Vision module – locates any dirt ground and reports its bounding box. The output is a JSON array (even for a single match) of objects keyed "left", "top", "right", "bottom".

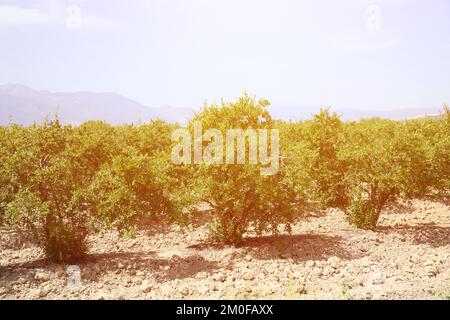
[{"left": 1, "top": 198, "right": 449, "bottom": 300}]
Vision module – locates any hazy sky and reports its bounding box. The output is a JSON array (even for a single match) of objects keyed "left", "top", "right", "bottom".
[{"left": 0, "top": 0, "right": 449, "bottom": 110}]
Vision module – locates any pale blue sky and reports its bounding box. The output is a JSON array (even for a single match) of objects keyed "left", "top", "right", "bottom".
[{"left": 0, "top": 0, "right": 449, "bottom": 110}]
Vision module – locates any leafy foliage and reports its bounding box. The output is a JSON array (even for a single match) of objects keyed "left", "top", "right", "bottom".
[
  {"left": 0, "top": 118, "right": 188, "bottom": 262},
  {"left": 279, "top": 109, "right": 348, "bottom": 210},
  {"left": 0, "top": 97, "right": 448, "bottom": 260},
  {"left": 280, "top": 108, "right": 449, "bottom": 230},
  {"left": 188, "top": 94, "right": 299, "bottom": 244},
  {"left": 84, "top": 149, "right": 180, "bottom": 234},
  {"left": 2, "top": 118, "right": 90, "bottom": 262}
]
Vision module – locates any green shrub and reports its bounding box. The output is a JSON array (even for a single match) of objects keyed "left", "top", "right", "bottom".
[
  {"left": 1, "top": 116, "right": 193, "bottom": 261},
  {"left": 84, "top": 149, "right": 182, "bottom": 234},
  {"left": 278, "top": 110, "right": 348, "bottom": 210},
  {"left": 3, "top": 119, "right": 92, "bottom": 262},
  {"left": 116, "top": 120, "right": 177, "bottom": 156},
  {"left": 186, "top": 94, "right": 299, "bottom": 244},
  {"left": 6, "top": 188, "right": 89, "bottom": 262},
  {"left": 417, "top": 106, "right": 450, "bottom": 192},
  {"left": 1, "top": 98, "right": 448, "bottom": 255},
  {"left": 0, "top": 126, "right": 7, "bottom": 225},
  {"left": 306, "top": 109, "right": 348, "bottom": 209},
  {"left": 2, "top": 119, "right": 123, "bottom": 262},
  {"left": 345, "top": 188, "right": 392, "bottom": 230},
  {"left": 339, "top": 118, "right": 432, "bottom": 229}
]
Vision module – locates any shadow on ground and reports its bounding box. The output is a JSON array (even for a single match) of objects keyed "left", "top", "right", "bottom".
[
  {"left": 379, "top": 223, "right": 450, "bottom": 248},
  {"left": 190, "top": 233, "right": 366, "bottom": 263},
  {"left": 0, "top": 250, "right": 221, "bottom": 284},
  {"left": 87, "top": 251, "right": 220, "bottom": 282},
  {"left": 240, "top": 234, "right": 365, "bottom": 262}
]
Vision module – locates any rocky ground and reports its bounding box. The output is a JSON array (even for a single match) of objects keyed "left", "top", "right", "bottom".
[{"left": 1, "top": 198, "right": 449, "bottom": 300}]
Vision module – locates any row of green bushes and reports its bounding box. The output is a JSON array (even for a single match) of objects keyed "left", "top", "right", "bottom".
[
  {"left": 0, "top": 94, "right": 448, "bottom": 262},
  {"left": 280, "top": 107, "right": 449, "bottom": 229}
]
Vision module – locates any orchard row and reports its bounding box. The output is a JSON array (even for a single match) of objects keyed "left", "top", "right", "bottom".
[{"left": 0, "top": 94, "right": 448, "bottom": 262}]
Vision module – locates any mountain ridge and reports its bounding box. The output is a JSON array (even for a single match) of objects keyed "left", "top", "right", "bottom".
[
  {"left": 0, "top": 84, "right": 194, "bottom": 125},
  {"left": 0, "top": 84, "right": 442, "bottom": 125}
]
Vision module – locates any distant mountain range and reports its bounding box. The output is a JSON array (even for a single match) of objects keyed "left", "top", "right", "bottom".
[
  {"left": 0, "top": 84, "right": 194, "bottom": 126},
  {"left": 268, "top": 105, "right": 442, "bottom": 122},
  {"left": 0, "top": 84, "right": 442, "bottom": 126}
]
